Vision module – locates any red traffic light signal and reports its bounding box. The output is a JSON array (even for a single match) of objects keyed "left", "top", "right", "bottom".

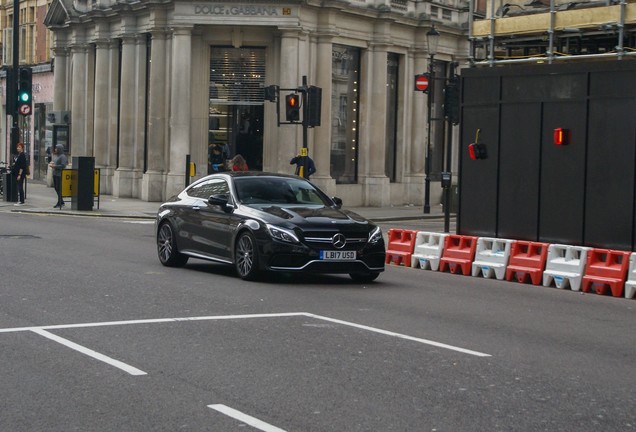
[{"left": 285, "top": 93, "right": 300, "bottom": 122}]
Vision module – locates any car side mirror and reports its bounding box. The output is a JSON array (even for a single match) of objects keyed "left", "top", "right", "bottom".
[
  {"left": 332, "top": 196, "right": 343, "bottom": 208},
  {"left": 208, "top": 194, "right": 233, "bottom": 212}
]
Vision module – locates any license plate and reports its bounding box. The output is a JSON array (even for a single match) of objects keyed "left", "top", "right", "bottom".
[{"left": 320, "top": 250, "right": 356, "bottom": 260}]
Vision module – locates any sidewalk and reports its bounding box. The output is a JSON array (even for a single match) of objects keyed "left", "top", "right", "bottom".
[{"left": 1, "top": 180, "right": 448, "bottom": 223}]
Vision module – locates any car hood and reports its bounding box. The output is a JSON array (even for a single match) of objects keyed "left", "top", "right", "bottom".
[{"left": 245, "top": 205, "right": 372, "bottom": 228}]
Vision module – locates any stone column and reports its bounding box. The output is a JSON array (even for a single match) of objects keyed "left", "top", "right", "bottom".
[
  {"left": 70, "top": 44, "right": 88, "bottom": 156},
  {"left": 132, "top": 35, "right": 148, "bottom": 198},
  {"left": 407, "top": 49, "right": 427, "bottom": 204},
  {"left": 360, "top": 42, "right": 390, "bottom": 206},
  {"left": 311, "top": 35, "right": 336, "bottom": 194},
  {"left": 52, "top": 48, "right": 68, "bottom": 111},
  {"left": 93, "top": 41, "right": 109, "bottom": 170},
  {"left": 165, "top": 27, "right": 192, "bottom": 198},
  {"left": 276, "top": 30, "right": 301, "bottom": 174},
  {"left": 101, "top": 40, "right": 120, "bottom": 195},
  {"left": 142, "top": 30, "right": 168, "bottom": 201},
  {"left": 113, "top": 34, "right": 136, "bottom": 197}
]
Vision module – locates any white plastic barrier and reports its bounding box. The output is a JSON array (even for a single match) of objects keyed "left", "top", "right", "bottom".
[
  {"left": 471, "top": 237, "right": 513, "bottom": 280},
  {"left": 411, "top": 232, "right": 448, "bottom": 271},
  {"left": 542, "top": 244, "right": 590, "bottom": 291},
  {"left": 624, "top": 253, "right": 636, "bottom": 299}
]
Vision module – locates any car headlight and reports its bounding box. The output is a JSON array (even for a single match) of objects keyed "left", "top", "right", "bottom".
[
  {"left": 266, "top": 224, "right": 300, "bottom": 243},
  {"left": 368, "top": 226, "right": 383, "bottom": 245}
]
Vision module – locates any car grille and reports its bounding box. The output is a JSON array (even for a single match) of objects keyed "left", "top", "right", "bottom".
[{"left": 302, "top": 232, "right": 367, "bottom": 251}]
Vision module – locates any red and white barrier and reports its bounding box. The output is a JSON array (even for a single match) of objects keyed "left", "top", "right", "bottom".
[
  {"left": 411, "top": 232, "right": 448, "bottom": 271},
  {"left": 385, "top": 229, "right": 418, "bottom": 267},
  {"left": 439, "top": 235, "right": 478, "bottom": 276},
  {"left": 471, "top": 237, "right": 513, "bottom": 280},
  {"left": 581, "top": 248, "right": 630, "bottom": 297},
  {"left": 504, "top": 241, "right": 549, "bottom": 285},
  {"left": 624, "top": 253, "right": 636, "bottom": 299},
  {"left": 542, "top": 244, "right": 590, "bottom": 291}
]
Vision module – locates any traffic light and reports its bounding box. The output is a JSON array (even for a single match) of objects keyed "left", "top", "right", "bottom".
[
  {"left": 444, "top": 76, "right": 460, "bottom": 125},
  {"left": 305, "top": 86, "right": 322, "bottom": 127},
  {"left": 285, "top": 93, "right": 300, "bottom": 122},
  {"left": 17, "top": 67, "right": 33, "bottom": 116}
]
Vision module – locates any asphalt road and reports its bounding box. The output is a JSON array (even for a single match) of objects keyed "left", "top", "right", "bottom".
[{"left": 0, "top": 212, "right": 634, "bottom": 431}]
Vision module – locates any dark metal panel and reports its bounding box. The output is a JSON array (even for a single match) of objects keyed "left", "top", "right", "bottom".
[
  {"left": 539, "top": 101, "right": 587, "bottom": 245},
  {"left": 589, "top": 70, "right": 636, "bottom": 98},
  {"left": 462, "top": 76, "right": 500, "bottom": 105},
  {"left": 502, "top": 73, "right": 587, "bottom": 102},
  {"left": 497, "top": 103, "right": 541, "bottom": 240},
  {"left": 458, "top": 105, "right": 499, "bottom": 237},
  {"left": 585, "top": 98, "right": 636, "bottom": 250}
]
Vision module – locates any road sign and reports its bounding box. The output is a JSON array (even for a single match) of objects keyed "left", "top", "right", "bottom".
[
  {"left": 19, "top": 104, "right": 31, "bottom": 115},
  {"left": 415, "top": 74, "right": 430, "bottom": 92}
]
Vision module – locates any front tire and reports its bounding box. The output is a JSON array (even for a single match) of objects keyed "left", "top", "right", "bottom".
[
  {"left": 349, "top": 272, "right": 380, "bottom": 283},
  {"left": 157, "top": 222, "right": 189, "bottom": 267},
  {"left": 235, "top": 231, "right": 260, "bottom": 280}
]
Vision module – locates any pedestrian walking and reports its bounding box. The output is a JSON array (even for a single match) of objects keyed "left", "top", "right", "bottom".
[
  {"left": 290, "top": 154, "right": 316, "bottom": 179},
  {"left": 11, "top": 142, "right": 27, "bottom": 205},
  {"left": 49, "top": 144, "right": 68, "bottom": 208}
]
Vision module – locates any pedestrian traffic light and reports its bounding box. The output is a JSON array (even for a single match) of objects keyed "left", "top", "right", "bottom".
[
  {"left": 305, "top": 86, "right": 322, "bottom": 127},
  {"left": 444, "top": 76, "right": 460, "bottom": 125},
  {"left": 17, "top": 67, "right": 33, "bottom": 116},
  {"left": 285, "top": 93, "right": 300, "bottom": 122}
]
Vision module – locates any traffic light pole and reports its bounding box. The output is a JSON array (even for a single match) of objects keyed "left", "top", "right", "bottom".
[{"left": 10, "top": 0, "right": 20, "bottom": 155}]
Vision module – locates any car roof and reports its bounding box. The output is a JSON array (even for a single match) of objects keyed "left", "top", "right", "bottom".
[{"left": 206, "top": 171, "right": 304, "bottom": 180}]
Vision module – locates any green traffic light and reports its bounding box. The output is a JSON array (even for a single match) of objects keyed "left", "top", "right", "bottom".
[{"left": 18, "top": 91, "right": 30, "bottom": 103}]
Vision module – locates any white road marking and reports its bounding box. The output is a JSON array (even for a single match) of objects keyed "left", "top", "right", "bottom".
[
  {"left": 31, "top": 328, "right": 147, "bottom": 376},
  {"left": 305, "top": 313, "right": 491, "bottom": 357},
  {"left": 208, "top": 404, "right": 287, "bottom": 432},
  {"left": 1, "top": 311, "right": 490, "bottom": 358}
]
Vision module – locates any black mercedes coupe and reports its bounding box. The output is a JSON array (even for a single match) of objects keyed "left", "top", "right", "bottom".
[{"left": 156, "top": 172, "right": 385, "bottom": 282}]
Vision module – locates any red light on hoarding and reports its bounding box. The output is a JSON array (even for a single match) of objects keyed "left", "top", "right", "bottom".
[{"left": 553, "top": 128, "right": 569, "bottom": 145}]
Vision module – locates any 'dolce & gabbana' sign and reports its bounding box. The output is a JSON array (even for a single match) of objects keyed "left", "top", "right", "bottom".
[{"left": 194, "top": 5, "right": 292, "bottom": 16}]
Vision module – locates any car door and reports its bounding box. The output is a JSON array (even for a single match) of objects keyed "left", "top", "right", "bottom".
[{"left": 186, "top": 177, "right": 233, "bottom": 260}]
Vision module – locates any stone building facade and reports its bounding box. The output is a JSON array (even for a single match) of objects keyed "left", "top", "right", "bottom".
[{"left": 44, "top": 0, "right": 469, "bottom": 205}]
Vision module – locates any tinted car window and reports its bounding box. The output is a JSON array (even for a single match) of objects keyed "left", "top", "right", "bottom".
[
  {"left": 235, "top": 177, "right": 329, "bottom": 206},
  {"left": 188, "top": 178, "right": 229, "bottom": 199}
]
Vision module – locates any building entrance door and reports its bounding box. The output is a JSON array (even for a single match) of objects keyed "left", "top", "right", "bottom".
[{"left": 209, "top": 47, "right": 265, "bottom": 174}]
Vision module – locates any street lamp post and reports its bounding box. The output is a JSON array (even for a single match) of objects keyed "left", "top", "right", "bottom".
[{"left": 424, "top": 26, "right": 440, "bottom": 214}]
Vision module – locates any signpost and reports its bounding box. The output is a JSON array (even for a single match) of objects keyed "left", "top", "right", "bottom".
[{"left": 414, "top": 74, "right": 430, "bottom": 93}]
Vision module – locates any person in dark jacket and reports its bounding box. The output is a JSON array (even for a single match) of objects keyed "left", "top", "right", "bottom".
[
  {"left": 49, "top": 144, "right": 68, "bottom": 208},
  {"left": 290, "top": 154, "right": 316, "bottom": 179},
  {"left": 11, "top": 142, "right": 27, "bottom": 205}
]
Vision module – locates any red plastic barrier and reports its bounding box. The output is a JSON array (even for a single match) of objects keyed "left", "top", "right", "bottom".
[
  {"left": 504, "top": 241, "right": 549, "bottom": 285},
  {"left": 384, "top": 229, "right": 418, "bottom": 267},
  {"left": 581, "top": 249, "right": 630, "bottom": 297},
  {"left": 439, "top": 235, "right": 478, "bottom": 275}
]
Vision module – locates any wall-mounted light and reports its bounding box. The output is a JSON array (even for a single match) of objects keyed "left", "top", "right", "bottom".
[{"left": 553, "top": 128, "right": 570, "bottom": 145}]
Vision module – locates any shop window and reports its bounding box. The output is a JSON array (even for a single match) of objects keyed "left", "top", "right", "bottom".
[{"left": 331, "top": 45, "right": 360, "bottom": 184}]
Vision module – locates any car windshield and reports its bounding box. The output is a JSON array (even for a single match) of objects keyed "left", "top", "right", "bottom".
[{"left": 234, "top": 176, "right": 331, "bottom": 208}]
